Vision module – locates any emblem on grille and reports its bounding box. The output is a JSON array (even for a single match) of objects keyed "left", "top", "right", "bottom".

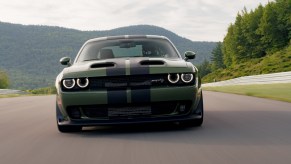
[{"left": 151, "top": 79, "right": 164, "bottom": 84}]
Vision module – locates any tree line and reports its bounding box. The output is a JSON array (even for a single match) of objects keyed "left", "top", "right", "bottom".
[
  {"left": 199, "top": 0, "right": 291, "bottom": 78},
  {"left": 0, "top": 70, "right": 9, "bottom": 89}
]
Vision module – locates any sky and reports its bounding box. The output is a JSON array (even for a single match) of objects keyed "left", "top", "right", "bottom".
[{"left": 0, "top": 0, "right": 272, "bottom": 41}]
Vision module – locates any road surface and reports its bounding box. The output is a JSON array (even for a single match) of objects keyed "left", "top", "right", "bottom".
[{"left": 1, "top": 91, "right": 291, "bottom": 164}]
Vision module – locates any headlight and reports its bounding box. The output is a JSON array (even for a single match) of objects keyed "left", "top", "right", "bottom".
[
  {"left": 77, "top": 78, "right": 89, "bottom": 88},
  {"left": 168, "top": 73, "right": 179, "bottom": 84},
  {"left": 181, "top": 73, "right": 194, "bottom": 83},
  {"left": 62, "top": 79, "right": 75, "bottom": 89}
]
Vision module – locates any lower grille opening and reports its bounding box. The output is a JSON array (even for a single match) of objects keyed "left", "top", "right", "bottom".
[
  {"left": 66, "top": 101, "right": 192, "bottom": 119},
  {"left": 67, "top": 107, "right": 82, "bottom": 119},
  {"left": 83, "top": 107, "right": 108, "bottom": 118}
]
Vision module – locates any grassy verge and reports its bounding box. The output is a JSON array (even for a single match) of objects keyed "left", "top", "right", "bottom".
[
  {"left": 203, "top": 83, "right": 291, "bottom": 103},
  {"left": 0, "top": 86, "right": 56, "bottom": 98},
  {"left": 0, "top": 94, "right": 55, "bottom": 99},
  {"left": 0, "top": 94, "right": 23, "bottom": 98},
  {"left": 26, "top": 86, "right": 56, "bottom": 94}
]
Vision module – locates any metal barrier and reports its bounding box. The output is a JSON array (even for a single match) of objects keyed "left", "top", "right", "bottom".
[
  {"left": 0, "top": 89, "right": 27, "bottom": 95},
  {"left": 203, "top": 71, "right": 291, "bottom": 87}
]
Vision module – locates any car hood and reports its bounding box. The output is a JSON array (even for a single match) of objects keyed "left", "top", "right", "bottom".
[{"left": 61, "top": 58, "right": 195, "bottom": 79}]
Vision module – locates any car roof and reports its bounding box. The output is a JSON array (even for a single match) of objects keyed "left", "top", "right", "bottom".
[{"left": 86, "top": 35, "right": 168, "bottom": 43}]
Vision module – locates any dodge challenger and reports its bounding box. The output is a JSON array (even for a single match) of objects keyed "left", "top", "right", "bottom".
[{"left": 55, "top": 35, "right": 203, "bottom": 132}]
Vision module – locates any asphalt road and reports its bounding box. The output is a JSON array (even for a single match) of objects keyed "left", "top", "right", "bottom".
[{"left": 1, "top": 91, "right": 291, "bottom": 164}]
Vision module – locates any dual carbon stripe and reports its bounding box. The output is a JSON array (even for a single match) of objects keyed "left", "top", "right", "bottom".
[
  {"left": 106, "top": 58, "right": 151, "bottom": 104},
  {"left": 106, "top": 59, "right": 127, "bottom": 104},
  {"left": 106, "top": 59, "right": 126, "bottom": 76},
  {"left": 131, "top": 88, "right": 151, "bottom": 103},
  {"left": 107, "top": 89, "right": 127, "bottom": 104},
  {"left": 130, "top": 58, "right": 150, "bottom": 75},
  {"left": 130, "top": 58, "right": 150, "bottom": 103}
]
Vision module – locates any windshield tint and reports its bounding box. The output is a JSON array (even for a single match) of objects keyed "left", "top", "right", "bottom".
[{"left": 76, "top": 38, "right": 180, "bottom": 62}]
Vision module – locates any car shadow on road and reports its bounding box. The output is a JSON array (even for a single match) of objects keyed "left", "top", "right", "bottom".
[
  {"left": 80, "top": 122, "right": 200, "bottom": 135},
  {"left": 63, "top": 108, "right": 291, "bottom": 146}
]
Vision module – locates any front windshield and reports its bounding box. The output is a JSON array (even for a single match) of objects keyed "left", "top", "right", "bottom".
[{"left": 76, "top": 38, "right": 180, "bottom": 62}]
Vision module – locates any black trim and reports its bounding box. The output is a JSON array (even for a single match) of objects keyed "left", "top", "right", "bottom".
[
  {"left": 58, "top": 113, "right": 202, "bottom": 126},
  {"left": 91, "top": 62, "right": 115, "bottom": 68}
]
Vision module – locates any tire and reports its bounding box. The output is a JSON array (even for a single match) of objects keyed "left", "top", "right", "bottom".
[
  {"left": 181, "top": 93, "right": 204, "bottom": 127},
  {"left": 56, "top": 102, "right": 82, "bottom": 133}
]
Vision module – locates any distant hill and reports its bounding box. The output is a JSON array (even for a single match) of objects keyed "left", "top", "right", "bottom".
[{"left": 0, "top": 22, "right": 216, "bottom": 89}]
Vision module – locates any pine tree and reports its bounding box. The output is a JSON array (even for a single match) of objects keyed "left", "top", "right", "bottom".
[
  {"left": 211, "top": 42, "right": 225, "bottom": 70},
  {"left": 275, "top": 0, "right": 291, "bottom": 42},
  {"left": 197, "top": 59, "right": 212, "bottom": 78},
  {"left": 233, "top": 12, "right": 249, "bottom": 61},
  {"left": 258, "top": 1, "right": 289, "bottom": 52},
  {"left": 223, "top": 24, "right": 236, "bottom": 67}
]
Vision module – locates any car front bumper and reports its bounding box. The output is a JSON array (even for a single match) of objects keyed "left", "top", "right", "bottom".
[{"left": 57, "top": 85, "right": 202, "bottom": 126}]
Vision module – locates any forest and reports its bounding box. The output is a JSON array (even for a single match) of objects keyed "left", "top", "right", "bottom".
[{"left": 202, "top": 0, "right": 291, "bottom": 82}]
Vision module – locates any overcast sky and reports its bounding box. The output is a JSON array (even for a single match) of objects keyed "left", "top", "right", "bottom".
[{"left": 0, "top": 0, "right": 271, "bottom": 41}]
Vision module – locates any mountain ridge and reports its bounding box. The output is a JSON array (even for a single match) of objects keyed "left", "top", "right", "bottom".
[{"left": 0, "top": 21, "right": 216, "bottom": 89}]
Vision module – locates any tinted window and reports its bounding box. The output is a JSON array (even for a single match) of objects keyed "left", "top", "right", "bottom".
[{"left": 76, "top": 38, "right": 179, "bottom": 62}]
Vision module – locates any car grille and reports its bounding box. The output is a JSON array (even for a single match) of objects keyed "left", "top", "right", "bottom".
[
  {"left": 66, "top": 101, "right": 192, "bottom": 119},
  {"left": 89, "top": 74, "right": 168, "bottom": 90}
]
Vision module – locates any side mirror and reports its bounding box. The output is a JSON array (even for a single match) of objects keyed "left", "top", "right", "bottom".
[
  {"left": 60, "top": 57, "right": 71, "bottom": 66},
  {"left": 184, "top": 51, "right": 196, "bottom": 61}
]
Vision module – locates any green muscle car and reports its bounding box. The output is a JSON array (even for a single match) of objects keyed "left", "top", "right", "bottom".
[{"left": 55, "top": 35, "right": 204, "bottom": 132}]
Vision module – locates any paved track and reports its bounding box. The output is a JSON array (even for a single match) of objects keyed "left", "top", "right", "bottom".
[{"left": 1, "top": 91, "right": 291, "bottom": 164}]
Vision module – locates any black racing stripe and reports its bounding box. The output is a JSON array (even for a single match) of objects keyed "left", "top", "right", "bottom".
[
  {"left": 130, "top": 58, "right": 151, "bottom": 103},
  {"left": 131, "top": 88, "right": 151, "bottom": 103},
  {"left": 130, "top": 58, "right": 150, "bottom": 75},
  {"left": 107, "top": 59, "right": 127, "bottom": 104},
  {"left": 106, "top": 59, "right": 126, "bottom": 76},
  {"left": 107, "top": 89, "right": 127, "bottom": 104}
]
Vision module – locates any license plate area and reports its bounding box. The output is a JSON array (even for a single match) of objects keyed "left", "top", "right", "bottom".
[{"left": 108, "top": 106, "right": 152, "bottom": 117}]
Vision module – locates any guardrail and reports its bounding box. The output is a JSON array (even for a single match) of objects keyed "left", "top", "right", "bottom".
[
  {"left": 203, "top": 71, "right": 291, "bottom": 87},
  {"left": 0, "top": 89, "right": 27, "bottom": 95}
]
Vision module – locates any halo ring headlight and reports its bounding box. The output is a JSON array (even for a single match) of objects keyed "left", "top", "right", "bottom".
[
  {"left": 181, "top": 73, "right": 194, "bottom": 83},
  {"left": 77, "top": 78, "right": 89, "bottom": 88},
  {"left": 168, "top": 73, "right": 180, "bottom": 84},
  {"left": 63, "top": 79, "right": 75, "bottom": 89}
]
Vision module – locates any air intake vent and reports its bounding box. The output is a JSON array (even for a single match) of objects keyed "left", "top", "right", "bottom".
[
  {"left": 91, "top": 62, "right": 115, "bottom": 68},
  {"left": 140, "top": 60, "right": 165, "bottom": 65}
]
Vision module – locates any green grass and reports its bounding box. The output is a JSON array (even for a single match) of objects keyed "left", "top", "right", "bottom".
[
  {"left": 0, "top": 86, "right": 56, "bottom": 98},
  {"left": 202, "top": 45, "right": 291, "bottom": 83},
  {"left": 0, "top": 94, "right": 55, "bottom": 98},
  {"left": 203, "top": 83, "right": 291, "bottom": 103},
  {"left": 26, "top": 86, "right": 56, "bottom": 94},
  {"left": 0, "top": 94, "right": 23, "bottom": 98}
]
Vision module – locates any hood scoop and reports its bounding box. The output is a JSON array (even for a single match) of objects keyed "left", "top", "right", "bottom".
[
  {"left": 91, "top": 62, "right": 115, "bottom": 68},
  {"left": 140, "top": 60, "right": 165, "bottom": 66}
]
